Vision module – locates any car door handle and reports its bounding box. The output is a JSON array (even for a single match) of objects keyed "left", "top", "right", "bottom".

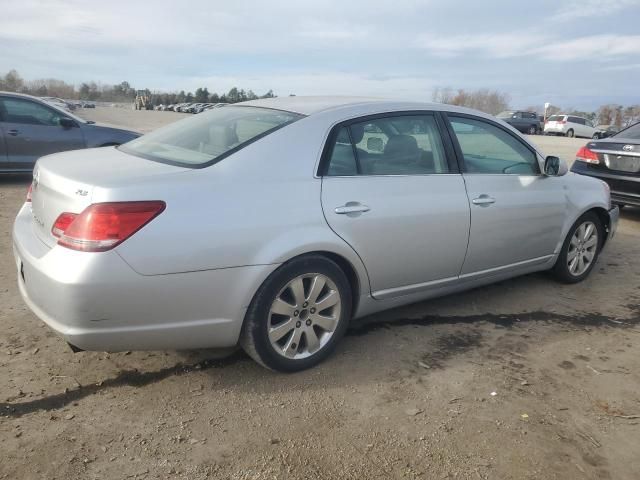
[
  {"left": 472, "top": 195, "right": 496, "bottom": 206},
  {"left": 334, "top": 203, "right": 370, "bottom": 215},
  {"left": 7, "top": 129, "right": 19, "bottom": 136}
]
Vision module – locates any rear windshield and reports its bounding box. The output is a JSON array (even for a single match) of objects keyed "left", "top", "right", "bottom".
[
  {"left": 119, "top": 106, "right": 302, "bottom": 167},
  {"left": 614, "top": 122, "right": 640, "bottom": 140},
  {"left": 497, "top": 111, "right": 515, "bottom": 118},
  {"left": 547, "top": 115, "right": 564, "bottom": 122}
]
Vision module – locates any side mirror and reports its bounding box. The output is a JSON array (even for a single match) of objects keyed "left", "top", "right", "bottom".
[
  {"left": 59, "top": 117, "right": 76, "bottom": 129},
  {"left": 367, "top": 137, "right": 383, "bottom": 152},
  {"left": 544, "top": 155, "right": 568, "bottom": 176}
]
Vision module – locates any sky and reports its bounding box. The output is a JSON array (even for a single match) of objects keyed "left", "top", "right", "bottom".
[{"left": 1, "top": 0, "right": 639, "bottom": 110}]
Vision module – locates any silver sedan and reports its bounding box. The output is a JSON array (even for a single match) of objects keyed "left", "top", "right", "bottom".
[{"left": 13, "top": 97, "right": 618, "bottom": 371}]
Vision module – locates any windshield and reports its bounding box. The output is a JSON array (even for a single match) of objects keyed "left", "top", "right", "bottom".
[
  {"left": 119, "top": 106, "right": 302, "bottom": 167},
  {"left": 614, "top": 122, "right": 640, "bottom": 140},
  {"left": 497, "top": 111, "right": 515, "bottom": 118}
]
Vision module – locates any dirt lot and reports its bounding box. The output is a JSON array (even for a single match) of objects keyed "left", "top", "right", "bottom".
[{"left": 1, "top": 107, "right": 639, "bottom": 480}]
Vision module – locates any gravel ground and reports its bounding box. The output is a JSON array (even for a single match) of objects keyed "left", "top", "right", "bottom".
[{"left": 1, "top": 107, "right": 639, "bottom": 480}]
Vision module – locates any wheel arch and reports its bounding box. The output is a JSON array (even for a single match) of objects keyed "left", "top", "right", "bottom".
[{"left": 589, "top": 206, "right": 611, "bottom": 247}]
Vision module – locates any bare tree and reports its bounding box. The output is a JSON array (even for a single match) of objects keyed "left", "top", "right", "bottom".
[{"left": 432, "top": 87, "right": 510, "bottom": 115}]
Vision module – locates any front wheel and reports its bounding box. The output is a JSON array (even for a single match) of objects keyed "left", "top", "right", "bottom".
[
  {"left": 240, "top": 255, "right": 352, "bottom": 372},
  {"left": 552, "top": 212, "right": 603, "bottom": 283},
  {"left": 592, "top": 133, "right": 600, "bottom": 139}
]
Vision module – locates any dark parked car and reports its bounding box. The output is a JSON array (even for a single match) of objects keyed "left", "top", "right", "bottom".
[
  {"left": 593, "top": 125, "right": 619, "bottom": 139},
  {"left": 0, "top": 92, "right": 139, "bottom": 173},
  {"left": 571, "top": 122, "right": 640, "bottom": 207},
  {"left": 496, "top": 111, "right": 541, "bottom": 135}
]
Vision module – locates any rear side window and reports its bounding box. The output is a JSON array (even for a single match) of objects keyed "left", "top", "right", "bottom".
[
  {"left": 325, "top": 114, "right": 450, "bottom": 176},
  {"left": 568, "top": 116, "right": 585, "bottom": 125},
  {"left": 326, "top": 127, "right": 358, "bottom": 176},
  {"left": 449, "top": 116, "right": 539, "bottom": 175},
  {"left": 120, "top": 106, "right": 302, "bottom": 167}
]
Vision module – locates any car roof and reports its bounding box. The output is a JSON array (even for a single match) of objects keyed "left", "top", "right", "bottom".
[{"left": 239, "top": 96, "right": 447, "bottom": 116}]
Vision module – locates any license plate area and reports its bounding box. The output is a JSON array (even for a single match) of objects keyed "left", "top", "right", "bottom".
[{"left": 605, "top": 154, "right": 640, "bottom": 173}]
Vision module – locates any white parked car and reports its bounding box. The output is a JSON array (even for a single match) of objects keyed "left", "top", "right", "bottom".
[{"left": 544, "top": 115, "right": 597, "bottom": 138}]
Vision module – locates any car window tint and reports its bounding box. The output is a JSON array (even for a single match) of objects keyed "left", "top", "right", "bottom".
[
  {"left": 449, "top": 117, "right": 539, "bottom": 175},
  {"left": 1, "top": 98, "right": 62, "bottom": 126},
  {"left": 349, "top": 115, "right": 449, "bottom": 175},
  {"left": 326, "top": 127, "right": 358, "bottom": 176}
]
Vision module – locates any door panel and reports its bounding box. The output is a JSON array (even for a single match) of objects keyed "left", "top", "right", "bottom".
[
  {"left": 0, "top": 126, "right": 7, "bottom": 167},
  {"left": 446, "top": 114, "right": 566, "bottom": 275},
  {"left": 322, "top": 175, "right": 470, "bottom": 296},
  {"left": 3, "top": 122, "right": 85, "bottom": 168},
  {"left": 0, "top": 97, "right": 85, "bottom": 169},
  {"left": 461, "top": 175, "right": 565, "bottom": 274}
]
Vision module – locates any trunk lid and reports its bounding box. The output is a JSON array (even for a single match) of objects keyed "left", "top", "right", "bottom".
[
  {"left": 31, "top": 147, "right": 189, "bottom": 248},
  {"left": 588, "top": 139, "right": 640, "bottom": 175}
]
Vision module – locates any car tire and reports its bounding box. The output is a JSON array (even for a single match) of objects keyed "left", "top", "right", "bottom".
[
  {"left": 566, "top": 129, "right": 575, "bottom": 138},
  {"left": 240, "top": 254, "right": 352, "bottom": 372},
  {"left": 552, "top": 212, "right": 603, "bottom": 284},
  {"left": 592, "top": 133, "right": 600, "bottom": 139},
  {"left": 527, "top": 125, "right": 537, "bottom": 135}
]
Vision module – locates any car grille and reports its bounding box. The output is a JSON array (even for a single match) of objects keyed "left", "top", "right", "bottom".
[{"left": 604, "top": 154, "right": 640, "bottom": 173}]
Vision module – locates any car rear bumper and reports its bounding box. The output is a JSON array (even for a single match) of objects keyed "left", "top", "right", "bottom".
[
  {"left": 571, "top": 162, "right": 640, "bottom": 207},
  {"left": 544, "top": 126, "right": 566, "bottom": 134},
  {"left": 13, "top": 203, "right": 276, "bottom": 351}
]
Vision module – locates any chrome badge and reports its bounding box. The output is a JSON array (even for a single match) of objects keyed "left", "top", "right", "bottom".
[{"left": 622, "top": 145, "right": 634, "bottom": 152}]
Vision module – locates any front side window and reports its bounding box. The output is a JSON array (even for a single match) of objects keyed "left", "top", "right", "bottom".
[
  {"left": 325, "top": 114, "right": 450, "bottom": 176},
  {"left": 120, "top": 106, "right": 302, "bottom": 167},
  {"left": 0, "top": 98, "right": 65, "bottom": 126},
  {"left": 449, "top": 116, "right": 539, "bottom": 175}
]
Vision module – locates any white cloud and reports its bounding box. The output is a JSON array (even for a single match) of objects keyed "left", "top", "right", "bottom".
[
  {"left": 551, "top": 0, "right": 640, "bottom": 22},
  {"left": 419, "top": 32, "right": 640, "bottom": 62}
]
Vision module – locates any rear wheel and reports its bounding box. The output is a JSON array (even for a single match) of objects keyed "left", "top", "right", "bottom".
[
  {"left": 527, "top": 125, "right": 537, "bottom": 135},
  {"left": 552, "top": 212, "right": 603, "bottom": 283},
  {"left": 240, "top": 255, "right": 352, "bottom": 372},
  {"left": 566, "top": 129, "right": 575, "bottom": 138}
]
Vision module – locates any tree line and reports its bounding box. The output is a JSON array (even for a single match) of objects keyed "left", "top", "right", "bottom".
[
  {"left": 0, "top": 69, "right": 276, "bottom": 105},
  {"left": 2, "top": 69, "right": 639, "bottom": 126},
  {"left": 432, "top": 87, "right": 640, "bottom": 128}
]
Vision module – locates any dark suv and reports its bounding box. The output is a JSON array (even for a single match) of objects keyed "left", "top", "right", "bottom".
[{"left": 496, "top": 111, "right": 541, "bottom": 135}]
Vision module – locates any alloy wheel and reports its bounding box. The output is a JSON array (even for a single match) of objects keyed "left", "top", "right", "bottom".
[
  {"left": 567, "top": 221, "right": 598, "bottom": 276},
  {"left": 268, "top": 273, "right": 342, "bottom": 359}
]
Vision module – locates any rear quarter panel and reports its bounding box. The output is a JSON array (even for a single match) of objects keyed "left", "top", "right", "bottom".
[{"left": 111, "top": 117, "right": 371, "bottom": 296}]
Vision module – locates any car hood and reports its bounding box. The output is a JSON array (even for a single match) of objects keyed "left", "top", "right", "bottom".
[{"left": 81, "top": 122, "right": 141, "bottom": 138}]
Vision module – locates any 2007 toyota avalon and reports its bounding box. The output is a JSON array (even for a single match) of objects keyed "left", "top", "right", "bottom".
[{"left": 13, "top": 97, "right": 619, "bottom": 371}]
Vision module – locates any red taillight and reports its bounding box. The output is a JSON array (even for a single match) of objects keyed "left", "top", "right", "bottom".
[
  {"left": 52, "top": 212, "right": 78, "bottom": 237},
  {"left": 559, "top": 119, "right": 566, "bottom": 124},
  {"left": 26, "top": 184, "right": 33, "bottom": 203},
  {"left": 54, "top": 201, "right": 165, "bottom": 252},
  {"left": 576, "top": 146, "right": 599, "bottom": 164}
]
